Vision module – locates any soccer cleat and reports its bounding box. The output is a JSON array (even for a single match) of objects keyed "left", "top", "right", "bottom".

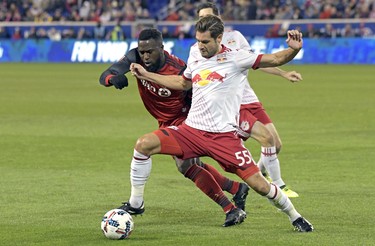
[
  {"left": 292, "top": 217, "right": 314, "bottom": 232},
  {"left": 223, "top": 208, "right": 247, "bottom": 227},
  {"left": 280, "top": 185, "right": 299, "bottom": 198},
  {"left": 232, "top": 183, "right": 250, "bottom": 211},
  {"left": 118, "top": 201, "right": 145, "bottom": 215}
]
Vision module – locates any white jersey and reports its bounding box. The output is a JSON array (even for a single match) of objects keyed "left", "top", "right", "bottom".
[
  {"left": 183, "top": 45, "right": 261, "bottom": 133},
  {"left": 189, "top": 30, "right": 259, "bottom": 105}
]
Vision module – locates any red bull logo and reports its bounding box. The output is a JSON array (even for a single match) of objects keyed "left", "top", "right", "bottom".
[{"left": 192, "top": 69, "right": 225, "bottom": 86}]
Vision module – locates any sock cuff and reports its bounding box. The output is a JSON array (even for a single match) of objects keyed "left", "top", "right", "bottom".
[
  {"left": 266, "top": 183, "right": 278, "bottom": 199},
  {"left": 261, "top": 146, "right": 277, "bottom": 156},
  {"left": 133, "top": 149, "right": 150, "bottom": 160}
]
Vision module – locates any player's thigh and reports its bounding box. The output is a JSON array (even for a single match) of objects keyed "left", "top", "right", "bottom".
[{"left": 249, "top": 121, "right": 274, "bottom": 147}]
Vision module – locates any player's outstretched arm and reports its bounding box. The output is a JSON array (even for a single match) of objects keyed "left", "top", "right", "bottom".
[
  {"left": 259, "top": 30, "right": 303, "bottom": 68},
  {"left": 130, "top": 63, "right": 192, "bottom": 90},
  {"left": 98, "top": 49, "right": 139, "bottom": 89},
  {"left": 259, "top": 67, "right": 303, "bottom": 82}
]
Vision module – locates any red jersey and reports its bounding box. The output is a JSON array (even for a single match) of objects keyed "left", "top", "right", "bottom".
[{"left": 136, "top": 51, "right": 191, "bottom": 128}]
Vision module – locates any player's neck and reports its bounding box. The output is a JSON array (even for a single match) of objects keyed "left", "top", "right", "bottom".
[
  {"left": 158, "top": 55, "right": 166, "bottom": 70},
  {"left": 215, "top": 44, "right": 225, "bottom": 55}
]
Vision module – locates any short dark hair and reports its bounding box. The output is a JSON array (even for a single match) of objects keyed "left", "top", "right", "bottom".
[
  {"left": 196, "top": 2, "right": 220, "bottom": 16},
  {"left": 195, "top": 15, "right": 224, "bottom": 39},
  {"left": 138, "top": 28, "right": 163, "bottom": 43}
]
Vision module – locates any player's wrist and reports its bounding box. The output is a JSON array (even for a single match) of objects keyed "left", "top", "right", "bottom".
[
  {"left": 109, "top": 74, "right": 129, "bottom": 89},
  {"left": 279, "top": 70, "right": 288, "bottom": 78},
  {"left": 105, "top": 74, "right": 114, "bottom": 86},
  {"left": 289, "top": 46, "right": 301, "bottom": 52}
]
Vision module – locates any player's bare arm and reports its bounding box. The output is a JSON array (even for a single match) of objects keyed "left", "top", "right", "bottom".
[
  {"left": 130, "top": 63, "right": 192, "bottom": 90},
  {"left": 233, "top": 28, "right": 302, "bottom": 82},
  {"left": 259, "top": 30, "right": 303, "bottom": 68},
  {"left": 259, "top": 67, "right": 303, "bottom": 82}
]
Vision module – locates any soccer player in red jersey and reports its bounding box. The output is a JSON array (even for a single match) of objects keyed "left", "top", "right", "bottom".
[{"left": 99, "top": 28, "right": 249, "bottom": 227}]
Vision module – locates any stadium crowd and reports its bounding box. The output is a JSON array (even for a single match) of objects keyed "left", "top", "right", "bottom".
[{"left": 0, "top": 0, "right": 374, "bottom": 39}]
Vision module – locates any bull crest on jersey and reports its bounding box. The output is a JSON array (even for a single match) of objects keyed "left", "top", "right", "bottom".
[{"left": 192, "top": 69, "right": 225, "bottom": 86}]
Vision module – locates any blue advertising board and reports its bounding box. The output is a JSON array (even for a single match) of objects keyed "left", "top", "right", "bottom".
[{"left": 0, "top": 38, "right": 375, "bottom": 64}]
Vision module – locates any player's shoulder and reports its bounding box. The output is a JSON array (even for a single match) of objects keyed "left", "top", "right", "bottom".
[
  {"left": 222, "top": 45, "right": 253, "bottom": 61},
  {"left": 187, "top": 44, "right": 201, "bottom": 61},
  {"left": 125, "top": 48, "right": 139, "bottom": 62},
  {"left": 165, "top": 51, "right": 185, "bottom": 65},
  {"left": 217, "top": 45, "right": 240, "bottom": 61},
  {"left": 222, "top": 44, "right": 245, "bottom": 54},
  {"left": 164, "top": 51, "right": 186, "bottom": 73}
]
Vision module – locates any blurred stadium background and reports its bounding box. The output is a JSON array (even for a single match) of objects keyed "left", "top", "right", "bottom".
[{"left": 0, "top": 0, "right": 375, "bottom": 63}]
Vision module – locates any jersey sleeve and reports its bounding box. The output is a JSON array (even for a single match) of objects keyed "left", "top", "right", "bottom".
[
  {"left": 235, "top": 49, "right": 262, "bottom": 70},
  {"left": 185, "top": 44, "right": 200, "bottom": 80},
  {"left": 110, "top": 48, "right": 138, "bottom": 74},
  {"left": 99, "top": 48, "right": 139, "bottom": 86},
  {"left": 183, "top": 67, "right": 192, "bottom": 80}
]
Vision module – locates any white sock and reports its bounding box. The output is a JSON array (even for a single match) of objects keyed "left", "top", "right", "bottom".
[
  {"left": 261, "top": 146, "right": 285, "bottom": 187},
  {"left": 257, "top": 155, "right": 267, "bottom": 174},
  {"left": 129, "top": 149, "right": 152, "bottom": 208},
  {"left": 266, "top": 183, "right": 300, "bottom": 222}
]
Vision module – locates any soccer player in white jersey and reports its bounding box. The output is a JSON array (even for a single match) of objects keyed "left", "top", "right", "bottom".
[
  {"left": 129, "top": 15, "right": 313, "bottom": 232},
  {"left": 196, "top": 2, "right": 300, "bottom": 198}
]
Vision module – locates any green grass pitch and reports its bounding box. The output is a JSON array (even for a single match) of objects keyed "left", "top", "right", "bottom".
[{"left": 0, "top": 63, "right": 374, "bottom": 245}]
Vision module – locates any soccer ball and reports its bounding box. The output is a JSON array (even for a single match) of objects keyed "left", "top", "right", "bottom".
[{"left": 101, "top": 209, "right": 134, "bottom": 240}]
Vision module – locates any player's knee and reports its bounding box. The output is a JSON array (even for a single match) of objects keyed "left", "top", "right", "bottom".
[
  {"left": 275, "top": 139, "right": 282, "bottom": 154},
  {"left": 135, "top": 133, "right": 159, "bottom": 156},
  {"left": 246, "top": 172, "right": 270, "bottom": 195},
  {"left": 253, "top": 181, "right": 270, "bottom": 195},
  {"left": 251, "top": 122, "right": 274, "bottom": 147}
]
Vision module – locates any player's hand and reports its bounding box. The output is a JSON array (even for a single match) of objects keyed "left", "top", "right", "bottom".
[
  {"left": 284, "top": 71, "right": 303, "bottom": 82},
  {"left": 130, "top": 63, "right": 147, "bottom": 78},
  {"left": 109, "top": 74, "right": 128, "bottom": 90},
  {"left": 130, "top": 63, "right": 148, "bottom": 80},
  {"left": 286, "top": 30, "right": 303, "bottom": 51}
]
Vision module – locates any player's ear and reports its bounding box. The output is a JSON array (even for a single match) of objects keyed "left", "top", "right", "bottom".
[{"left": 217, "top": 33, "right": 223, "bottom": 43}]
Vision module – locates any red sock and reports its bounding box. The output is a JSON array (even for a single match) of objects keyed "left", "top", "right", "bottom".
[
  {"left": 200, "top": 162, "right": 240, "bottom": 195},
  {"left": 184, "top": 165, "right": 235, "bottom": 213}
]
